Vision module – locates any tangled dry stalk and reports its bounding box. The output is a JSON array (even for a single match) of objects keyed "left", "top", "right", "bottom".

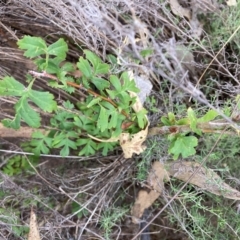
[{"left": 1, "top": 0, "right": 240, "bottom": 239}]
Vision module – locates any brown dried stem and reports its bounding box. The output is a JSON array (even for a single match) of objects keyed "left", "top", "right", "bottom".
[
  {"left": 29, "top": 70, "right": 130, "bottom": 119},
  {"left": 148, "top": 120, "right": 238, "bottom": 137}
]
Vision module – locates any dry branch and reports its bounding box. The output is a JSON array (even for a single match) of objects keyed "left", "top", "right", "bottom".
[
  {"left": 0, "top": 118, "right": 239, "bottom": 139},
  {"left": 0, "top": 123, "right": 46, "bottom": 138}
]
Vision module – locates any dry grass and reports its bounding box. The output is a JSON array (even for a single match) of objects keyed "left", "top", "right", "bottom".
[{"left": 0, "top": 0, "right": 240, "bottom": 239}]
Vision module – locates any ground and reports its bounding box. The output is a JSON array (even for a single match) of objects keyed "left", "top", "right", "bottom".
[{"left": 0, "top": 1, "right": 240, "bottom": 240}]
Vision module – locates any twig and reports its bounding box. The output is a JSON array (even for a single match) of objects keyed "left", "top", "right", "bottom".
[
  {"left": 29, "top": 70, "right": 130, "bottom": 119},
  {"left": 147, "top": 120, "right": 237, "bottom": 137}
]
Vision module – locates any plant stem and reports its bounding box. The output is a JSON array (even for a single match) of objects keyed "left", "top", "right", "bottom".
[
  {"left": 147, "top": 120, "right": 238, "bottom": 137},
  {"left": 29, "top": 70, "right": 130, "bottom": 119}
]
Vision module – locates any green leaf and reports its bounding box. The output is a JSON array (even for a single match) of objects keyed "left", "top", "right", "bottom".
[
  {"left": 34, "top": 58, "right": 46, "bottom": 71},
  {"left": 0, "top": 76, "right": 25, "bottom": 96},
  {"left": 47, "top": 38, "right": 68, "bottom": 60},
  {"left": 63, "top": 100, "right": 75, "bottom": 109},
  {"left": 107, "top": 54, "right": 117, "bottom": 65},
  {"left": 168, "top": 112, "right": 176, "bottom": 125},
  {"left": 91, "top": 77, "right": 110, "bottom": 91},
  {"left": 140, "top": 48, "right": 153, "bottom": 58},
  {"left": 72, "top": 201, "right": 89, "bottom": 218},
  {"left": 2, "top": 114, "right": 21, "bottom": 130},
  {"left": 106, "top": 89, "right": 117, "bottom": 99},
  {"left": 118, "top": 92, "right": 132, "bottom": 106},
  {"left": 30, "top": 131, "right": 52, "bottom": 155},
  {"left": 197, "top": 109, "right": 219, "bottom": 123},
  {"left": 29, "top": 90, "right": 57, "bottom": 112},
  {"left": 97, "top": 106, "right": 108, "bottom": 132},
  {"left": 4, "top": 96, "right": 42, "bottom": 129},
  {"left": 111, "top": 115, "right": 125, "bottom": 137},
  {"left": 2, "top": 90, "right": 42, "bottom": 129},
  {"left": 99, "top": 102, "right": 119, "bottom": 129},
  {"left": 52, "top": 131, "right": 78, "bottom": 157},
  {"left": 17, "top": 36, "right": 47, "bottom": 58},
  {"left": 161, "top": 116, "right": 171, "bottom": 126},
  {"left": 95, "top": 63, "right": 109, "bottom": 74},
  {"left": 136, "top": 109, "right": 147, "bottom": 129},
  {"left": 35, "top": 57, "right": 62, "bottom": 72},
  {"left": 168, "top": 135, "right": 198, "bottom": 160},
  {"left": 121, "top": 72, "right": 140, "bottom": 93},
  {"left": 15, "top": 97, "right": 41, "bottom": 128},
  {"left": 188, "top": 108, "right": 201, "bottom": 135},
  {"left": 77, "top": 139, "right": 97, "bottom": 156},
  {"left": 108, "top": 110, "right": 118, "bottom": 129},
  {"left": 110, "top": 75, "right": 121, "bottom": 92},
  {"left": 97, "top": 142, "right": 117, "bottom": 156},
  {"left": 84, "top": 50, "right": 101, "bottom": 69},
  {"left": 77, "top": 57, "right": 92, "bottom": 78},
  {"left": 84, "top": 50, "right": 109, "bottom": 74},
  {"left": 44, "top": 61, "right": 59, "bottom": 74},
  {"left": 87, "top": 97, "right": 101, "bottom": 108},
  {"left": 50, "top": 109, "right": 76, "bottom": 130},
  {"left": 32, "top": 131, "right": 52, "bottom": 146},
  {"left": 61, "top": 62, "right": 75, "bottom": 72},
  {"left": 176, "top": 118, "right": 189, "bottom": 125}
]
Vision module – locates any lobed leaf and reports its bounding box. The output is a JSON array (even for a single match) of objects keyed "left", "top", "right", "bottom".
[
  {"left": 15, "top": 97, "right": 41, "bottom": 128},
  {"left": 97, "top": 106, "right": 108, "bottom": 132},
  {"left": 77, "top": 138, "right": 97, "bottom": 156},
  {"left": 0, "top": 76, "right": 25, "bottom": 96},
  {"left": 84, "top": 50, "right": 109, "bottom": 74},
  {"left": 44, "top": 60, "right": 59, "bottom": 73},
  {"left": 197, "top": 109, "right": 219, "bottom": 123},
  {"left": 188, "top": 107, "right": 201, "bottom": 135},
  {"left": 84, "top": 50, "right": 101, "bottom": 70},
  {"left": 17, "top": 36, "right": 47, "bottom": 58},
  {"left": 106, "top": 89, "right": 117, "bottom": 99},
  {"left": 91, "top": 77, "right": 110, "bottom": 91},
  {"left": 110, "top": 75, "right": 121, "bottom": 92},
  {"left": 77, "top": 57, "right": 92, "bottom": 78},
  {"left": 52, "top": 131, "right": 78, "bottom": 156},
  {"left": 94, "top": 62, "right": 109, "bottom": 74},
  {"left": 121, "top": 72, "right": 140, "bottom": 93},
  {"left": 3, "top": 96, "right": 41, "bottom": 129},
  {"left": 47, "top": 38, "right": 68, "bottom": 60},
  {"left": 29, "top": 90, "right": 57, "bottom": 112},
  {"left": 87, "top": 97, "right": 102, "bottom": 108},
  {"left": 108, "top": 110, "right": 118, "bottom": 129},
  {"left": 2, "top": 114, "right": 21, "bottom": 130},
  {"left": 168, "top": 112, "right": 176, "bottom": 125},
  {"left": 136, "top": 109, "right": 148, "bottom": 129},
  {"left": 30, "top": 131, "right": 52, "bottom": 155},
  {"left": 61, "top": 62, "right": 75, "bottom": 72},
  {"left": 97, "top": 142, "right": 117, "bottom": 156},
  {"left": 161, "top": 116, "right": 171, "bottom": 126},
  {"left": 169, "top": 135, "right": 198, "bottom": 160}
]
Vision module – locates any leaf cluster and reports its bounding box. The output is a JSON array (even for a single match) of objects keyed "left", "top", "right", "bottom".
[
  {"left": 1, "top": 154, "right": 39, "bottom": 176},
  {"left": 161, "top": 108, "right": 219, "bottom": 159},
  {"left": 0, "top": 36, "right": 147, "bottom": 157}
]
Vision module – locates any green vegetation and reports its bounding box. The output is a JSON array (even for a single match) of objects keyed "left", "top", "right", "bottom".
[
  {"left": 0, "top": 36, "right": 147, "bottom": 158},
  {"left": 1, "top": 1, "right": 240, "bottom": 240},
  {"left": 100, "top": 206, "right": 128, "bottom": 240},
  {"left": 1, "top": 155, "right": 38, "bottom": 176}
]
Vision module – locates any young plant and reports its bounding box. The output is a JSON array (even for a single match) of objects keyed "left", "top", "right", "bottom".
[
  {"left": 2, "top": 155, "right": 39, "bottom": 176},
  {"left": 0, "top": 36, "right": 147, "bottom": 157},
  {"left": 100, "top": 206, "right": 128, "bottom": 240},
  {"left": 160, "top": 108, "right": 219, "bottom": 159}
]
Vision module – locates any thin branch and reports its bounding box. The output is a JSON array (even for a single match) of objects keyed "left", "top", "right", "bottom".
[
  {"left": 29, "top": 70, "right": 130, "bottom": 119},
  {"left": 148, "top": 120, "right": 238, "bottom": 137}
]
